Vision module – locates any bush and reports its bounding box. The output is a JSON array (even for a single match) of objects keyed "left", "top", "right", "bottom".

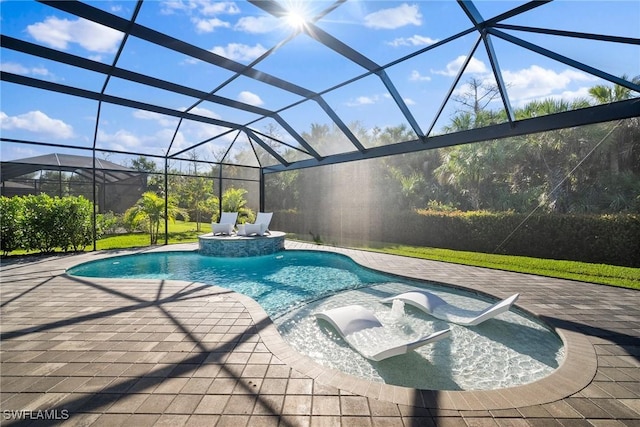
[
  {"left": 271, "top": 209, "right": 640, "bottom": 267},
  {"left": 2, "top": 194, "right": 95, "bottom": 255},
  {"left": 58, "top": 196, "right": 94, "bottom": 251},
  {"left": 96, "top": 211, "right": 120, "bottom": 235},
  {"left": 0, "top": 196, "right": 24, "bottom": 255},
  {"left": 22, "top": 194, "right": 59, "bottom": 253}
]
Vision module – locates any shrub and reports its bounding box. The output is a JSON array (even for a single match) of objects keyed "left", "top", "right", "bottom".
[
  {"left": 96, "top": 211, "right": 120, "bottom": 235},
  {"left": 2, "top": 194, "right": 95, "bottom": 255},
  {"left": 21, "top": 194, "right": 59, "bottom": 253},
  {"left": 0, "top": 196, "right": 24, "bottom": 255},
  {"left": 271, "top": 209, "right": 640, "bottom": 267},
  {"left": 57, "top": 196, "right": 94, "bottom": 251}
]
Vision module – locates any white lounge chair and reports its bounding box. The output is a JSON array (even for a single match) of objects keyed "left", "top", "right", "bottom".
[
  {"left": 211, "top": 211, "right": 238, "bottom": 235},
  {"left": 315, "top": 305, "right": 451, "bottom": 362},
  {"left": 381, "top": 291, "right": 519, "bottom": 326},
  {"left": 237, "top": 211, "right": 273, "bottom": 236},
  {"left": 255, "top": 212, "right": 273, "bottom": 233}
]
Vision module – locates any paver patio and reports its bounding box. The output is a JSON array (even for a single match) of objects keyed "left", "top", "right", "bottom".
[{"left": 1, "top": 241, "right": 638, "bottom": 426}]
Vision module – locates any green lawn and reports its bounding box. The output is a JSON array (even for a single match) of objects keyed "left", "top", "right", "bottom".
[
  {"left": 361, "top": 244, "right": 640, "bottom": 290},
  {"left": 96, "top": 221, "right": 207, "bottom": 249}
]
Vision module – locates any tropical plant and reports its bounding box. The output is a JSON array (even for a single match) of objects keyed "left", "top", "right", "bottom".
[
  {"left": 124, "top": 192, "right": 187, "bottom": 245},
  {"left": 220, "top": 188, "right": 255, "bottom": 224}
]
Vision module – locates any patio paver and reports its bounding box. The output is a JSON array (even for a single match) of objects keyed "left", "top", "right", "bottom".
[{"left": 1, "top": 241, "right": 638, "bottom": 426}]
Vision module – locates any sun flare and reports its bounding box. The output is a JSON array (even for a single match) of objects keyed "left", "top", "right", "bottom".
[{"left": 284, "top": 10, "right": 307, "bottom": 29}]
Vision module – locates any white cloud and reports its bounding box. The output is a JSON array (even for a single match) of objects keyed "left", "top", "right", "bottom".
[
  {"left": 210, "top": 43, "right": 267, "bottom": 61},
  {"left": 387, "top": 35, "right": 438, "bottom": 47},
  {"left": 502, "top": 65, "right": 595, "bottom": 103},
  {"left": 0, "top": 62, "right": 28, "bottom": 74},
  {"left": 161, "top": 1, "right": 239, "bottom": 34},
  {"left": 1, "top": 62, "right": 54, "bottom": 78},
  {"left": 97, "top": 129, "right": 141, "bottom": 149},
  {"left": 161, "top": 0, "right": 194, "bottom": 14},
  {"left": 410, "top": 70, "right": 431, "bottom": 82},
  {"left": 364, "top": 3, "right": 422, "bottom": 29},
  {"left": 0, "top": 110, "right": 74, "bottom": 139},
  {"left": 234, "top": 15, "right": 279, "bottom": 33},
  {"left": 193, "top": 17, "right": 231, "bottom": 33},
  {"left": 31, "top": 67, "right": 51, "bottom": 77},
  {"left": 179, "top": 107, "right": 229, "bottom": 141},
  {"left": 432, "top": 55, "right": 487, "bottom": 77},
  {"left": 346, "top": 95, "right": 379, "bottom": 107},
  {"left": 27, "top": 16, "right": 122, "bottom": 53},
  {"left": 237, "top": 91, "right": 264, "bottom": 106},
  {"left": 161, "top": 0, "right": 239, "bottom": 16},
  {"left": 198, "top": 1, "right": 239, "bottom": 16},
  {"left": 189, "top": 106, "right": 222, "bottom": 119},
  {"left": 133, "top": 110, "right": 179, "bottom": 128}
]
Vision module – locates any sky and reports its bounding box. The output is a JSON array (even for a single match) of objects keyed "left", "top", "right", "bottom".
[{"left": 1, "top": 0, "right": 639, "bottom": 167}]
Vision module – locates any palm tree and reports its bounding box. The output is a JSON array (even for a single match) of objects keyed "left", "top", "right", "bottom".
[
  {"left": 588, "top": 75, "right": 640, "bottom": 177},
  {"left": 125, "top": 192, "right": 186, "bottom": 245}
]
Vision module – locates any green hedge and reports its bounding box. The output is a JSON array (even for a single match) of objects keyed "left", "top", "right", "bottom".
[
  {"left": 0, "top": 194, "right": 96, "bottom": 255},
  {"left": 272, "top": 210, "right": 640, "bottom": 267}
]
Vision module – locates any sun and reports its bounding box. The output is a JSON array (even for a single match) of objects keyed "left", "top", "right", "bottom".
[{"left": 284, "top": 10, "right": 308, "bottom": 30}]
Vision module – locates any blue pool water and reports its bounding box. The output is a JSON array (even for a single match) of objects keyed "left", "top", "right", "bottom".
[
  {"left": 67, "top": 250, "right": 392, "bottom": 317},
  {"left": 68, "top": 249, "right": 564, "bottom": 390}
]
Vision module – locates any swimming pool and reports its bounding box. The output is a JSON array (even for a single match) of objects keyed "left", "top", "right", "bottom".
[{"left": 67, "top": 250, "right": 564, "bottom": 390}]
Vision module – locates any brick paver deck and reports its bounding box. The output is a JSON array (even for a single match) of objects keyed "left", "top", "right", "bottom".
[{"left": 1, "top": 241, "right": 638, "bottom": 426}]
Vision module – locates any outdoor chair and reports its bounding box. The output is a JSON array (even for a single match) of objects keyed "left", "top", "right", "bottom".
[
  {"left": 237, "top": 212, "right": 273, "bottom": 236},
  {"left": 211, "top": 211, "right": 238, "bottom": 235},
  {"left": 381, "top": 291, "right": 519, "bottom": 326},
  {"left": 315, "top": 305, "right": 450, "bottom": 361}
]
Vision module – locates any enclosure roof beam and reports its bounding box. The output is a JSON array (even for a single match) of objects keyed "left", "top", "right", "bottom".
[
  {"left": 300, "top": 21, "right": 425, "bottom": 139},
  {"left": 263, "top": 98, "right": 640, "bottom": 173},
  {"left": 488, "top": 28, "right": 640, "bottom": 93},
  {"left": 482, "top": 33, "right": 515, "bottom": 124},
  {"left": 493, "top": 23, "right": 640, "bottom": 45},
  {"left": 272, "top": 115, "right": 322, "bottom": 159},
  {"left": 38, "top": 0, "right": 318, "bottom": 99},
  {"left": 0, "top": 36, "right": 275, "bottom": 119},
  {"left": 250, "top": 0, "right": 424, "bottom": 141},
  {"left": 313, "top": 97, "right": 367, "bottom": 153},
  {"left": 1, "top": 72, "right": 244, "bottom": 130},
  {"left": 244, "top": 129, "right": 290, "bottom": 167}
]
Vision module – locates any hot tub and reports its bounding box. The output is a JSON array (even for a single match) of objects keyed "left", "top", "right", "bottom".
[{"left": 198, "top": 231, "right": 286, "bottom": 257}]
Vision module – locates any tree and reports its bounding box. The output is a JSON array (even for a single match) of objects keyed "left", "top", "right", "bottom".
[
  {"left": 124, "top": 192, "right": 187, "bottom": 245},
  {"left": 451, "top": 77, "right": 502, "bottom": 127},
  {"left": 183, "top": 152, "right": 214, "bottom": 231},
  {"left": 588, "top": 75, "right": 640, "bottom": 177},
  {"left": 131, "top": 155, "right": 162, "bottom": 192}
]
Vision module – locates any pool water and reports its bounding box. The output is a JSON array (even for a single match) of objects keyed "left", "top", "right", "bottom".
[
  {"left": 68, "top": 250, "right": 389, "bottom": 317},
  {"left": 68, "top": 250, "right": 564, "bottom": 390}
]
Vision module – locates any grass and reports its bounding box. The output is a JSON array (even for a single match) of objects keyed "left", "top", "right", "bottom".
[
  {"left": 361, "top": 244, "right": 640, "bottom": 290},
  {"left": 96, "top": 221, "right": 205, "bottom": 250}
]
